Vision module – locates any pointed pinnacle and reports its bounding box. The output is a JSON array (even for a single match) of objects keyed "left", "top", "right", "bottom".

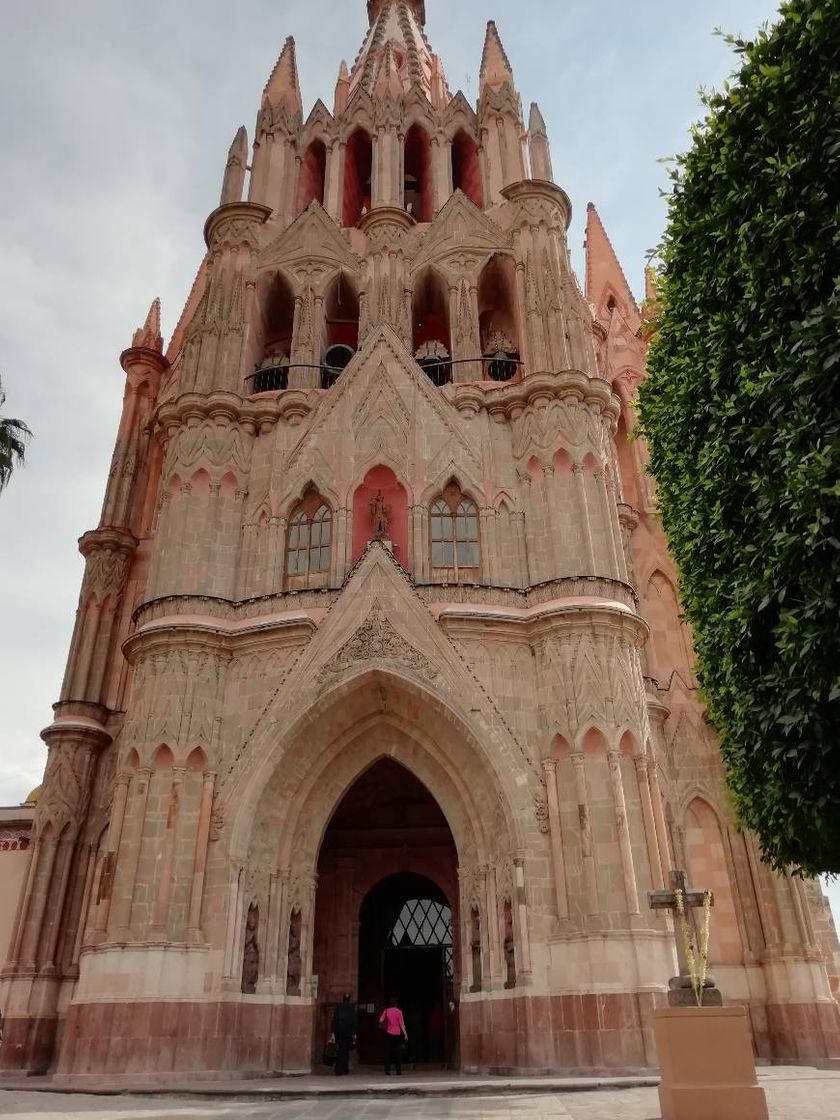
[
  {"left": 480, "top": 20, "right": 514, "bottom": 92},
  {"left": 228, "top": 124, "right": 248, "bottom": 162},
  {"left": 132, "top": 297, "right": 163, "bottom": 352},
  {"left": 529, "top": 102, "right": 547, "bottom": 136},
  {"left": 264, "top": 35, "right": 302, "bottom": 112}
]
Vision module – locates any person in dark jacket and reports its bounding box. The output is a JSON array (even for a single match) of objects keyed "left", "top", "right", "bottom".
[{"left": 330, "top": 993, "right": 357, "bottom": 1076}]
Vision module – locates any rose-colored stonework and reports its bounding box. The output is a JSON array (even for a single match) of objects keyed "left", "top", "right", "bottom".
[{"left": 2, "top": 0, "right": 839, "bottom": 1083}]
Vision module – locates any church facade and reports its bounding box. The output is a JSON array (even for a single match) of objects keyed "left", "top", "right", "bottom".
[{"left": 3, "top": 0, "right": 839, "bottom": 1081}]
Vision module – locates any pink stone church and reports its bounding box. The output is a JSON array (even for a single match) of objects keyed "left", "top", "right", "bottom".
[{"left": 3, "top": 0, "right": 839, "bottom": 1082}]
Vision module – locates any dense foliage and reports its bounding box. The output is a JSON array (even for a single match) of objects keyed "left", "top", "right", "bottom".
[
  {"left": 638, "top": 0, "right": 840, "bottom": 875},
  {"left": 0, "top": 375, "right": 32, "bottom": 494}
]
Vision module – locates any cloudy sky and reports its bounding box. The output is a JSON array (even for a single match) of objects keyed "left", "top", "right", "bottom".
[{"left": 2, "top": 0, "right": 836, "bottom": 921}]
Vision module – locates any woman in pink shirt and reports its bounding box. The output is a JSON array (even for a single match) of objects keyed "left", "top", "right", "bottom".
[{"left": 379, "top": 995, "right": 408, "bottom": 1075}]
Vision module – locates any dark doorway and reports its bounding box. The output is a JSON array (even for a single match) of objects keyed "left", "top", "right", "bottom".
[
  {"left": 312, "top": 758, "right": 459, "bottom": 1070},
  {"left": 358, "top": 873, "right": 454, "bottom": 1066}
]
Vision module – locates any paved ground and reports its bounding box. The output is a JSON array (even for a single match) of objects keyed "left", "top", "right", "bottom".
[{"left": 1, "top": 1068, "right": 840, "bottom": 1119}]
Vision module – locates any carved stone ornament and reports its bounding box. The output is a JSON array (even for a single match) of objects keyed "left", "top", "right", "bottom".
[
  {"left": 533, "top": 781, "right": 550, "bottom": 834},
  {"left": 415, "top": 339, "right": 450, "bottom": 361},
  {"left": 317, "top": 607, "right": 439, "bottom": 684}
]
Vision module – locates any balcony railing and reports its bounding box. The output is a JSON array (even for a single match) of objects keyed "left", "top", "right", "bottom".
[{"left": 246, "top": 354, "right": 524, "bottom": 395}]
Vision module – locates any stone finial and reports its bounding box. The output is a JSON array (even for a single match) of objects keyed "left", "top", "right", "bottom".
[
  {"left": 480, "top": 20, "right": 515, "bottom": 93},
  {"left": 529, "top": 102, "right": 554, "bottom": 183},
  {"left": 264, "top": 35, "right": 302, "bottom": 112},
  {"left": 430, "top": 53, "right": 447, "bottom": 110},
  {"left": 220, "top": 125, "right": 248, "bottom": 206},
  {"left": 334, "top": 59, "right": 350, "bottom": 115},
  {"left": 131, "top": 298, "right": 163, "bottom": 352}
]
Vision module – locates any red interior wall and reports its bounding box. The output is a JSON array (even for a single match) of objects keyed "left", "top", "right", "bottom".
[{"left": 351, "top": 465, "right": 409, "bottom": 567}]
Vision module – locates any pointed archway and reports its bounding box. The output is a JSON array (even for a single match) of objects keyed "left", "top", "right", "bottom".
[{"left": 312, "top": 758, "right": 458, "bottom": 1065}]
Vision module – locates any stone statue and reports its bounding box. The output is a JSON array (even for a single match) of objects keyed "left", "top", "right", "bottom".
[
  {"left": 470, "top": 906, "right": 482, "bottom": 992},
  {"left": 369, "top": 489, "right": 391, "bottom": 539},
  {"left": 286, "top": 910, "right": 302, "bottom": 996},
  {"left": 503, "top": 901, "right": 516, "bottom": 989},
  {"left": 241, "top": 904, "right": 260, "bottom": 995}
]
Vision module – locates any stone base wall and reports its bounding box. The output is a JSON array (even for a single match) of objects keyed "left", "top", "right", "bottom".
[
  {"left": 3, "top": 992, "right": 838, "bottom": 1080},
  {"left": 51, "top": 1000, "right": 313, "bottom": 1080},
  {"left": 460, "top": 992, "right": 659, "bottom": 1073}
]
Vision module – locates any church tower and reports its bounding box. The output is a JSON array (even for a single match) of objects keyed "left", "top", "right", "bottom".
[{"left": 3, "top": 0, "right": 838, "bottom": 1078}]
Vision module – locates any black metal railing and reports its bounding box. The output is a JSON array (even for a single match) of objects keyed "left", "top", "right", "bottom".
[{"left": 246, "top": 354, "right": 524, "bottom": 395}]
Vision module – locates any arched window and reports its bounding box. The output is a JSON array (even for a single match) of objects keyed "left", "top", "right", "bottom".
[
  {"left": 404, "top": 123, "right": 433, "bottom": 221},
  {"left": 286, "top": 498, "right": 332, "bottom": 581},
  {"left": 297, "top": 139, "right": 327, "bottom": 213},
  {"left": 431, "top": 490, "right": 480, "bottom": 577},
  {"left": 343, "top": 129, "right": 373, "bottom": 227},
  {"left": 478, "top": 255, "right": 520, "bottom": 382},
  {"left": 321, "top": 272, "right": 360, "bottom": 389},
  {"left": 413, "top": 270, "right": 452, "bottom": 386},
  {"left": 452, "top": 130, "right": 483, "bottom": 209},
  {"left": 248, "top": 272, "right": 295, "bottom": 393}
]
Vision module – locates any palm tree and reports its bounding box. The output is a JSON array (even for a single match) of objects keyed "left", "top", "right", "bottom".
[{"left": 0, "top": 376, "right": 32, "bottom": 494}]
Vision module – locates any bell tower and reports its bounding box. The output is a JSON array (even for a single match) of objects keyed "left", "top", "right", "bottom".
[{"left": 3, "top": 0, "right": 838, "bottom": 1082}]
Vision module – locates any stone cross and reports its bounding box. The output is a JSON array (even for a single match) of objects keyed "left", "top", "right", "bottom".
[{"left": 649, "top": 869, "right": 722, "bottom": 1006}]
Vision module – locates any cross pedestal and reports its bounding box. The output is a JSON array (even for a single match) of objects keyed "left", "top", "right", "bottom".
[
  {"left": 649, "top": 869, "right": 721, "bottom": 1007},
  {"left": 649, "top": 870, "right": 768, "bottom": 1120}
]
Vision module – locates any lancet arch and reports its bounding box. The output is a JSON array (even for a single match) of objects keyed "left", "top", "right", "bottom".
[{"left": 227, "top": 666, "right": 526, "bottom": 869}]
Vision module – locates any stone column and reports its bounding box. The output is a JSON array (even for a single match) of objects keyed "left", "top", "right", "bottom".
[
  {"left": 573, "top": 464, "right": 597, "bottom": 573},
  {"left": 22, "top": 834, "right": 59, "bottom": 968},
  {"left": 150, "top": 767, "right": 184, "bottom": 936},
  {"left": 541, "top": 759, "right": 569, "bottom": 919},
  {"left": 634, "top": 754, "right": 664, "bottom": 890},
  {"left": 7, "top": 836, "right": 41, "bottom": 965},
  {"left": 186, "top": 770, "right": 217, "bottom": 941},
  {"left": 90, "top": 772, "right": 131, "bottom": 942},
  {"left": 224, "top": 867, "right": 244, "bottom": 979},
  {"left": 648, "top": 761, "right": 673, "bottom": 876},
  {"left": 484, "top": 864, "right": 500, "bottom": 986},
  {"left": 571, "top": 749, "right": 599, "bottom": 915},
  {"left": 111, "top": 768, "right": 152, "bottom": 938},
  {"left": 513, "top": 856, "right": 532, "bottom": 980},
  {"left": 608, "top": 748, "right": 640, "bottom": 915},
  {"left": 70, "top": 844, "right": 97, "bottom": 967}
]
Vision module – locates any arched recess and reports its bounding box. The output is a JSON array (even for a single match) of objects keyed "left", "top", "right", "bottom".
[
  {"left": 451, "top": 130, "right": 483, "bottom": 208},
  {"left": 351, "top": 464, "right": 409, "bottom": 567},
  {"left": 321, "top": 272, "right": 360, "bottom": 389},
  {"left": 297, "top": 139, "right": 327, "bottom": 213},
  {"left": 343, "top": 129, "right": 373, "bottom": 226},
  {"left": 313, "top": 765, "right": 458, "bottom": 1064},
  {"left": 404, "top": 123, "right": 433, "bottom": 221},
  {"left": 683, "top": 797, "right": 743, "bottom": 966},
  {"left": 412, "top": 268, "right": 452, "bottom": 385},
  {"left": 642, "top": 569, "right": 694, "bottom": 686},
  {"left": 614, "top": 411, "right": 640, "bottom": 508},
  {"left": 478, "top": 254, "right": 520, "bottom": 381},
  {"left": 247, "top": 271, "right": 296, "bottom": 393},
  {"left": 228, "top": 668, "right": 525, "bottom": 872}
]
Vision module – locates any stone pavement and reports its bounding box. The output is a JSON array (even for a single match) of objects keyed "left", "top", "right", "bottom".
[{"left": 1, "top": 1067, "right": 840, "bottom": 1120}]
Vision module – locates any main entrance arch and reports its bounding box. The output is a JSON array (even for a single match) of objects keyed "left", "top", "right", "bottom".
[{"left": 312, "top": 758, "right": 459, "bottom": 1066}]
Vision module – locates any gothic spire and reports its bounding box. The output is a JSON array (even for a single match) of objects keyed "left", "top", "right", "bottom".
[
  {"left": 220, "top": 125, "right": 248, "bottom": 206},
  {"left": 131, "top": 298, "right": 163, "bottom": 352},
  {"left": 334, "top": 59, "right": 350, "bottom": 115},
  {"left": 368, "top": 0, "right": 425, "bottom": 25},
  {"left": 350, "top": 0, "right": 440, "bottom": 103},
  {"left": 264, "top": 35, "right": 302, "bottom": 112},
  {"left": 528, "top": 102, "right": 554, "bottom": 183},
  {"left": 480, "top": 20, "right": 515, "bottom": 93},
  {"left": 585, "top": 203, "right": 640, "bottom": 322}
]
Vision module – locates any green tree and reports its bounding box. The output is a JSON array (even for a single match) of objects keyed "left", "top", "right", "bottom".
[
  {"left": 0, "top": 376, "right": 32, "bottom": 494},
  {"left": 638, "top": 0, "right": 840, "bottom": 875}
]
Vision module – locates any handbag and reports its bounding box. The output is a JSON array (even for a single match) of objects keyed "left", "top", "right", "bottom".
[{"left": 322, "top": 1039, "right": 337, "bottom": 1066}]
